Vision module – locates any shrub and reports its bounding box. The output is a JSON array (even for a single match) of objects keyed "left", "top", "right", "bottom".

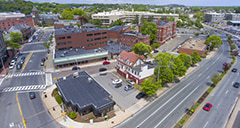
[
  {"left": 69, "top": 111, "right": 76, "bottom": 119},
  {"left": 201, "top": 55, "right": 206, "bottom": 58},
  {"left": 55, "top": 93, "right": 63, "bottom": 104}
]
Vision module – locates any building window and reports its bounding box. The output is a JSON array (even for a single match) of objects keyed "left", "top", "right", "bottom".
[
  {"left": 57, "top": 37, "right": 65, "bottom": 40},
  {"left": 87, "top": 34, "right": 93, "bottom": 36},
  {"left": 94, "top": 37, "right": 101, "bottom": 40},
  {"left": 102, "top": 36, "right": 107, "bottom": 39},
  {"left": 102, "top": 32, "right": 107, "bottom": 34},
  {"left": 94, "top": 33, "right": 101, "bottom": 36},
  {"left": 88, "top": 43, "right": 93, "bottom": 46},
  {"left": 67, "top": 41, "right": 72, "bottom": 44},
  {"left": 87, "top": 39, "right": 93, "bottom": 42},
  {"left": 67, "top": 36, "right": 71, "bottom": 39},
  {"left": 57, "top": 42, "right": 66, "bottom": 45}
]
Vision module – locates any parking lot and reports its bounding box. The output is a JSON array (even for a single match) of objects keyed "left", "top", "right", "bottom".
[{"left": 93, "top": 71, "right": 139, "bottom": 110}]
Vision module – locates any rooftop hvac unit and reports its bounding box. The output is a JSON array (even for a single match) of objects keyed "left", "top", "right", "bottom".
[
  {"left": 63, "top": 77, "right": 66, "bottom": 80},
  {"left": 73, "top": 72, "right": 79, "bottom": 79},
  {"left": 88, "top": 77, "right": 92, "bottom": 83}
]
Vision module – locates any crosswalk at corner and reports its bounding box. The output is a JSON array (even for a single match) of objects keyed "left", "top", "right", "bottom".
[
  {"left": 2, "top": 85, "right": 47, "bottom": 92},
  {"left": 6, "top": 72, "right": 45, "bottom": 78},
  {"left": 9, "top": 122, "right": 24, "bottom": 128}
]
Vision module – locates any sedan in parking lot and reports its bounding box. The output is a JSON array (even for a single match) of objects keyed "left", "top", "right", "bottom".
[
  {"left": 203, "top": 103, "right": 213, "bottom": 111},
  {"left": 233, "top": 82, "right": 240, "bottom": 88},
  {"left": 126, "top": 79, "right": 135, "bottom": 85},
  {"left": 124, "top": 85, "right": 134, "bottom": 91},
  {"left": 115, "top": 83, "right": 122, "bottom": 88},
  {"left": 232, "top": 68, "right": 237, "bottom": 72},
  {"left": 112, "top": 79, "right": 122, "bottom": 85},
  {"left": 136, "top": 92, "right": 146, "bottom": 99}
]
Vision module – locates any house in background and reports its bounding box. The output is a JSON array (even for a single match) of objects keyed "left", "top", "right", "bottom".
[
  {"left": 8, "top": 24, "right": 33, "bottom": 40},
  {"left": 116, "top": 50, "right": 154, "bottom": 85}
]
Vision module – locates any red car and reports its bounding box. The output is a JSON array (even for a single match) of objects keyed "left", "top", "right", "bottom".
[
  {"left": 203, "top": 103, "right": 213, "bottom": 111},
  {"left": 103, "top": 61, "right": 110, "bottom": 65}
]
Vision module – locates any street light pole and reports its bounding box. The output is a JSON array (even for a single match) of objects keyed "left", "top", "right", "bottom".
[{"left": 1, "top": 55, "right": 7, "bottom": 75}]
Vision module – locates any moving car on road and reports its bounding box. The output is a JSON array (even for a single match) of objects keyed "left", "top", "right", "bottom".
[
  {"left": 72, "top": 66, "right": 80, "bottom": 70},
  {"left": 203, "top": 103, "right": 212, "bottom": 111},
  {"left": 112, "top": 79, "right": 122, "bottom": 85},
  {"left": 232, "top": 68, "right": 237, "bottom": 72},
  {"left": 29, "top": 92, "right": 36, "bottom": 99},
  {"left": 103, "top": 61, "right": 110, "bottom": 65},
  {"left": 233, "top": 82, "right": 240, "bottom": 88}
]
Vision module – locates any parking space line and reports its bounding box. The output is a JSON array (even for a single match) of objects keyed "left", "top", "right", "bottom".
[{"left": 111, "top": 72, "right": 121, "bottom": 79}]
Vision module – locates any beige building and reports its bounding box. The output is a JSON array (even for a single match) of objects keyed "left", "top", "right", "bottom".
[{"left": 92, "top": 9, "right": 179, "bottom": 25}]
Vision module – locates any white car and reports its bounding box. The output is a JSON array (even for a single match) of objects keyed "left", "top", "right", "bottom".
[
  {"left": 10, "top": 60, "right": 15, "bottom": 65},
  {"left": 112, "top": 79, "right": 122, "bottom": 85},
  {"left": 9, "top": 63, "right": 15, "bottom": 69}
]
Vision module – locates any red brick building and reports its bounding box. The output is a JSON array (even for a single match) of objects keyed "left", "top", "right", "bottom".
[
  {"left": 107, "top": 25, "right": 131, "bottom": 42},
  {"left": 0, "top": 16, "right": 33, "bottom": 31},
  {"left": 32, "top": 6, "right": 39, "bottom": 25},
  {"left": 55, "top": 28, "right": 108, "bottom": 50},
  {"left": 118, "top": 31, "right": 150, "bottom": 47},
  {"left": 138, "top": 20, "right": 177, "bottom": 44}
]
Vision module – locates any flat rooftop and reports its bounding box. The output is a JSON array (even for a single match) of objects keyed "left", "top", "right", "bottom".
[
  {"left": 57, "top": 71, "right": 115, "bottom": 113},
  {"left": 102, "top": 44, "right": 132, "bottom": 54},
  {"left": 55, "top": 27, "right": 106, "bottom": 35},
  {"left": 181, "top": 38, "right": 206, "bottom": 51}
]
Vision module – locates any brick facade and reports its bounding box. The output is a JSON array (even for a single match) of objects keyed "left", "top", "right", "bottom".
[
  {"left": 108, "top": 25, "right": 131, "bottom": 40},
  {"left": 55, "top": 28, "right": 108, "bottom": 50},
  {"left": 118, "top": 31, "right": 150, "bottom": 47},
  {"left": 0, "top": 17, "right": 34, "bottom": 31},
  {"left": 54, "top": 23, "right": 64, "bottom": 29}
]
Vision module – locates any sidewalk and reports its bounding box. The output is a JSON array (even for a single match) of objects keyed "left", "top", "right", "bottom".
[{"left": 226, "top": 96, "right": 240, "bottom": 128}]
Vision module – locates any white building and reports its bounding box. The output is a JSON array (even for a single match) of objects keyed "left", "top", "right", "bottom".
[
  {"left": 92, "top": 9, "right": 179, "bottom": 25},
  {"left": 204, "top": 13, "right": 225, "bottom": 23},
  {"left": 0, "top": 12, "right": 25, "bottom": 20}
]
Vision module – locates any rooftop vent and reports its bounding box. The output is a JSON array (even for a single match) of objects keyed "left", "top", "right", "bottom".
[
  {"left": 63, "top": 77, "right": 66, "bottom": 80},
  {"left": 88, "top": 77, "right": 92, "bottom": 83},
  {"left": 73, "top": 72, "right": 79, "bottom": 79}
]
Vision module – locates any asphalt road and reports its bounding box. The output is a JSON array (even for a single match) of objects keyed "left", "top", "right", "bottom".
[
  {"left": 18, "top": 92, "right": 63, "bottom": 128},
  {"left": 116, "top": 40, "right": 231, "bottom": 128},
  {"left": 185, "top": 56, "right": 240, "bottom": 128}
]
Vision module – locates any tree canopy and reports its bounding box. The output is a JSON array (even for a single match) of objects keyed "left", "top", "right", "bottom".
[
  {"left": 140, "top": 20, "right": 157, "bottom": 42},
  {"left": 9, "top": 32, "right": 23, "bottom": 43},
  {"left": 61, "top": 9, "right": 74, "bottom": 20},
  {"left": 190, "top": 51, "right": 202, "bottom": 65},
  {"left": 132, "top": 42, "right": 152, "bottom": 58},
  {"left": 205, "top": 35, "right": 223, "bottom": 50},
  {"left": 141, "top": 77, "right": 162, "bottom": 96}
]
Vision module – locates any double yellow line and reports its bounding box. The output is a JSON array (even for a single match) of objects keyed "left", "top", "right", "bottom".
[
  {"left": 16, "top": 93, "right": 27, "bottom": 128},
  {"left": 21, "top": 52, "right": 33, "bottom": 72}
]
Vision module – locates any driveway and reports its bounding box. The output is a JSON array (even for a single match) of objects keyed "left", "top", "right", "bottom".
[{"left": 93, "top": 71, "right": 139, "bottom": 110}]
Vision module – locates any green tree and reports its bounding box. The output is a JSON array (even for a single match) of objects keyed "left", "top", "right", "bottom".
[
  {"left": 155, "top": 67, "right": 174, "bottom": 84},
  {"left": 151, "top": 42, "right": 160, "bottom": 49},
  {"left": 140, "top": 20, "right": 157, "bottom": 43},
  {"left": 140, "top": 15, "right": 145, "bottom": 23},
  {"left": 172, "top": 57, "right": 187, "bottom": 77},
  {"left": 90, "top": 19, "right": 103, "bottom": 26},
  {"left": 178, "top": 53, "right": 192, "bottom": 68},
  {"left": 110, "top": 19, "right": 124, "bottom": 27},
  {"left": 194, "top": 20, "right": 203, "bottom": 29},
  {"left": 141, "top": 78, "right": 161, "bottom": 96},
  {"left": 190, "top": 51, "right": 202, "bottom": 65},
  {"left": 211, "top": 73, "right": 221, "bottom": 85},
  {"left": 61, "top": 9, "right": 74, "bottom": 20},
  {"left": 132, "top": 42, "right": 152, "bottom": 58},
  {"left": 205, "top": 35, "right": 223, "bottom": 50},
  {"left": 9, "top": 32, "right": 23, "bottom": 43},
  {"left": 5, "top": 40, "right": 21, "bottom": 56},
  {"left": 147, "top": 15, "right": 154, "bottom": 22},
  {"left": 72, "top": 8, "right": 86, "bottom": 16}
]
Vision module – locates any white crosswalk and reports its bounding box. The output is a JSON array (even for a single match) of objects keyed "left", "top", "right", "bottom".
[
  {"left": 6, "top": 72, "right": 45, "bottom": 78},
  {"left": 2, "top": 85, "right": 47, "bottom": 92}
]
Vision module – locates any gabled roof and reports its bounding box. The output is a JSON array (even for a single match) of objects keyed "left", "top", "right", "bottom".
[
  {"left": 32, "top": 6, "right": 38, "bottom": 11},
  {"left": 117, "top": 50, "right": 145, "bottom": 67}
]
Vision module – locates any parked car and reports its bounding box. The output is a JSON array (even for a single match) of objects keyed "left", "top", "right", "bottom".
[
  {"left": 233, "top": 82, "right": 240, "bottom": 88},
  {"left": 203, "top": 103, "right": 213, "bottom": 111},
  {"left": 103, "top": 61, "right": 110, "bottom": 65},
  {"left": 16, "top": 62, "right": 23, "bottom": 70},
  {"left": 154, "top": 50, "right": 159, "bottom": 53},
  {"left": 99, "top": 68, "right": 107, "bottom": 72},
  {"left": 112, "top": 79, "right": 122, "bottom": 85},
  {"left": 21, "top": 56, "right": 25, "bottom": 61},
  {"left": 40, "top": 61, "right": 45, "bottom": 66},
  {"left": 20, "top": 60, "right": 24, "bottom": 65},
  {"left": 72, "top": 66, "right": 80, "bottom": 70},
  {"left": 29, "top": 92, "right": 36, "bottom": 99},
  {"left": 126, "top": 79, "right": 135, "bottom": 85},
  {"left": 115, "top": 83, "right": 122, "bottom": 88},
  {"left": 124, "top": 85, "right": 134, "bottom": 91},
  {"left": 10, "top": 60, "right": 15, "bottom": 65},
  {"left": 136, "top": 92, "right": 147, "bottom": 99},
  {"left": 9, "top": 63, "right": 15, "bottom": 69},
  {"left": 41, "top": 58, "right": 46, "bottom": 62},
  {"left": 232, "top": 68, "right": 238, "bottom": 72}
]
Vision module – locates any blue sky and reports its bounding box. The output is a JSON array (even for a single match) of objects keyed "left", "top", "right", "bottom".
[{"left": 26, "top": 0, "right": 240, "bottom": 6}]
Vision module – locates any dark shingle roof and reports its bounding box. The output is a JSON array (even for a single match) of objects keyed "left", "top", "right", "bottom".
[
  {"left": 102, "top": 44, "right": 132, "bottom": 54},
  {"left": 57, "top": 71, "right": 115, "bottom": 113},
  {"left": 55, "top": 27, "right": 105, "bottom": 35},
  {"left": 11, "top": 24, "right": 30, "bottom": 30},
  {"left": 107, "top": 25, "right": 129, "bottom": 31}
]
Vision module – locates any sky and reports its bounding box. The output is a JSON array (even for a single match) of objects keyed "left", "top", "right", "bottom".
[{"left": 26, "top": 0, "right": 240, "bottom": 6}]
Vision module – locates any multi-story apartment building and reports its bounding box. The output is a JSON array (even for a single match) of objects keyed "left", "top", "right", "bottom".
[
  {"left": 55, "top": 27, "right": 108, "bottom": 50},
  {"left": 204, "top": 13, "right": 225, "bottom": 23},
  {"left": 0, "top": 12, "right": 33, "bottom": 31},
  {"left": 92, "top": 9, "right": 179, "bottom": 26},
  {"left": 224, "top": 13, "right": 240, "bottom": 21},
  {"left": 107, "top": 25, "right": 131, "bottom": 41},
  {"left": 118, "top": 31, "right": 150, "bottom": 47}
]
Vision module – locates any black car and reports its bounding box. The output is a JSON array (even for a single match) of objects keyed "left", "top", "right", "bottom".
[
  {"left": 233, "top": 82, "right": 240, "bottom": 88},
  {"left": 41, "top": 58, "right": 46, "bottom": 62},
  {"left": 99, "top": 68, "right": 107, "bottom": 72},
  {"left": 154, "top": 50, "right": 159, "bottom": 53},
  {"left": 72, "top": 66, "right": 80, "bottom": 70},
  {"left": 232, "top": 68, "right": 238, "bottom": 72},
  {"left": 136, "top": 92, "right": 147, "bottom": 99},
  {"left": 115, "top": 83, "right": 122, "bottom": 88},
  {"left": 29, "top": 92, "right": 36, "bottom": 99}
]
